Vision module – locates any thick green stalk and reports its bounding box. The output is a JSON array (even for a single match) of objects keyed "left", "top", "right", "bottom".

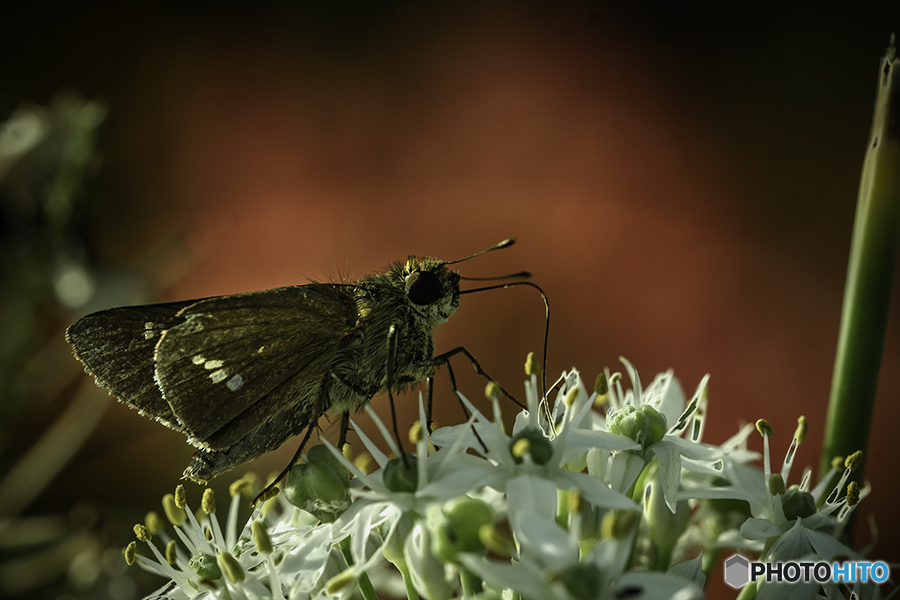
[{"left": 821, "top": 39, "right": 900, "bottom": 483}]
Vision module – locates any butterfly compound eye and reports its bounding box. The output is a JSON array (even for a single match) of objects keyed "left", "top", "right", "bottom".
[{"left": 405, "top": 270, "right": 443, "bottom": 306}]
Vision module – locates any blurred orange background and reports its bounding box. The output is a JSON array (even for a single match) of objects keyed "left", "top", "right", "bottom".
[{"left": 3, "top": 2, "right": 899, "bottom": 598}]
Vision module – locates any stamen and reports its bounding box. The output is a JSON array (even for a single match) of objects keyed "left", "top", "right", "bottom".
[
  {"left": 202, "top": 489, "right": 216, "bottom": 515},
  {"left": 124, "top": 541, "right": 136, "bottom": 566},
  {"left": 134, "top": 523, "right": 151, "bottom": 542}
]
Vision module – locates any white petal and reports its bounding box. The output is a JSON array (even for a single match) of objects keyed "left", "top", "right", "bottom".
[
  {"left": 460, "top": 555, "right": 550, "bottom": 598},
  {"left": 620, "top": 357, "right": 643, "bottom": 407},
  {"left": 404, "top": 523, "right": 454, "bottom": 600},
  {"left": 506, "top": 475, "right": 558, "bottom": 534},
  {"left": 514, "top": 512, "right": 578, "bottom": 570},
  {"left": 278, "top": 525, "right": 334, "bottom": 592},
  {"left": 804, "top": 526, "right": 859, "bottom": 561},
  {"left": 740, "top": 517, "right": 784, "bottom": 540},
  {"left": 608, "top": 451, "right": 644, "bottom": 494},
  {"left": 616, "top": 571, "right": 703, "bottom": 600},
  {"left": 650, "top": 442, "right": 682, "bottom": 513},
  {"left": 667, "top": 552, "right": 707, "bottom": 588},
  {"left": 553, "top": 470, "right": 637, "bottom": 511}
]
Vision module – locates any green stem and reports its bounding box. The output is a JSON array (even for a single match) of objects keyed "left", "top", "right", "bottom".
[
  {"left": 339, "top": 537, "right": 379, "bottom": 600},
  {"left": 821, "top": 39, "right": 900, "bottom": 498},
  {"left": 735, "top": 581, "right": 758, "bottom": 600},
  {"left": 397, "top": 563, "right": 420, "bottom": 600},
  {"left": 356, "top": 570, "right": 379, "bottom": 600},
  {"left": 459, "top": 567, "right": 484, "bottom": 597},
  {"left": 701, "top": 548, "right": 720, "bottom": 585}
]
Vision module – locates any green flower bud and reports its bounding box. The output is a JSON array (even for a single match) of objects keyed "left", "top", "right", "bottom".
[
  {"left": 556, "top": 563, "right": 604, "bottom": 600},
  {"left": 189, "top": 552, "right": 221, "bottom": 580},
  {"left": 431, "top": 497, "right": 494, "bottom": 563},
  {"left": 608, "top": 404, "right": 667, "bottom": 450},
  {"left": 308, "top": 444, "right": 349, "bottom": 476},
  {"left": 383, "top": 452, "right": 419, "bottom": 493},
  {"left": 781, "top": 486, "right": 816, "bottom": 520},
  {"left": 284, "top": 445, "right": 352, "bottom": 522},
  {"left": 508, "top": 427, "right": 553, "bottom": 465}
]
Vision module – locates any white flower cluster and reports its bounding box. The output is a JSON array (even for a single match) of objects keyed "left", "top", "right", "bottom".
[{"left": 128, "top": 359, "right": 870, "bottom": 600}]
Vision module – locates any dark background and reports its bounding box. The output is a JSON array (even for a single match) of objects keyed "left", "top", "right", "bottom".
[{"left": 2, "top": 2, "right": 898, "bottom": 598}]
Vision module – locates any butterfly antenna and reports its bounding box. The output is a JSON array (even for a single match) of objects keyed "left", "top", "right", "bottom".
[
  {"left": 459, "top": 280, "right": 550, "bottom": 403},
  {"left": 442, "top": 237, "right": 516, "bottom": 265},
  {"left": 461, "top": 270, "right": 531, "bottom": 282}
]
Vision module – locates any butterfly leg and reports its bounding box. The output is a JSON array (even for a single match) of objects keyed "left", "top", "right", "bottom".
[
  {"left": 251, "top": 422, "right": 318, "bottom": 506},
  {"left": 425, "top": 377, "right": 435, "bottom": 434},
  {"left": 384, "top": 325, "right": 410, "bottom": 467},
  {"left": 431, "top": 346, "right": 525, "bottom": 410},
  {"left": 425, "top": 349, "right": 508, "bottom": 453},
  {"left": 337, "top": 411, "right": 351, "bottom": 451},
  {"left": 250, "top": 381, "right": 333, "bottom": 506},
  {"left": 423, "top": 362, "right": 466, "bottom": 435}
]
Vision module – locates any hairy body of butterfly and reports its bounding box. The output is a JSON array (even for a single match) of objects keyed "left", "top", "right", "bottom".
[{"left": 66, "top": 255, "right": 460, "bottom": 483}]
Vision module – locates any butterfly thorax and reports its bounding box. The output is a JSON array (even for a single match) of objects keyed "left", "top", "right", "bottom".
[{"left": 328, "top": 256, "right": 460, "bottom": 412}]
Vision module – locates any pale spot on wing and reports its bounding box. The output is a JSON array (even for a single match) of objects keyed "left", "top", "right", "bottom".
[
  {"left": 204, "top": 359, "right": 224, "bottom": 370},
  {"left": 210, "top": 369, "right": 228, "bottom": 383},
  {"left": 192, "top": 355, "right": 205, "bottom": 365},
  {"left": 258, "top": 346, "right": 265, "bottom": 353},
  {"left": 144, "top": 331, "right": 156, "bottom": 339},
  {"left": 226, "top": 374, "right": 243, "bottom": 391}
]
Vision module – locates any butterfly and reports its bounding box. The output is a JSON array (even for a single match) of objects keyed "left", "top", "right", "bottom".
[{"left": 67, "top": 238, "right": 544, "bottom": 491}]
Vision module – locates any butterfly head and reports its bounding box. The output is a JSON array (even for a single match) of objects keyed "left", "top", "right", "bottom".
[{"left": 402, "top": 256, "right": 460, "bottom": 324}]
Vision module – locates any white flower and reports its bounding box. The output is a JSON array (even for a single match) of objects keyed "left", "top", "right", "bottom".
[
  {"left": 430, "top": 370, "right": 639, "bottom": 536},
  {"left": 681, "top": 417, "right": 868, "bottom": 564},
  {"left": 592, "top": 358, "right": 724, "bottom": 514},
  {"left": 132, "top": 482, "right": 335, "bottom": 600},
  {"left": 461, "top": 513, "right": 704, "bottom": 600},
  {"left": 121, "top": 359, "right": 876, "bottom": 600},
  {"left": 325, "top": 396, "right": 488, "bottom": 593}
]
